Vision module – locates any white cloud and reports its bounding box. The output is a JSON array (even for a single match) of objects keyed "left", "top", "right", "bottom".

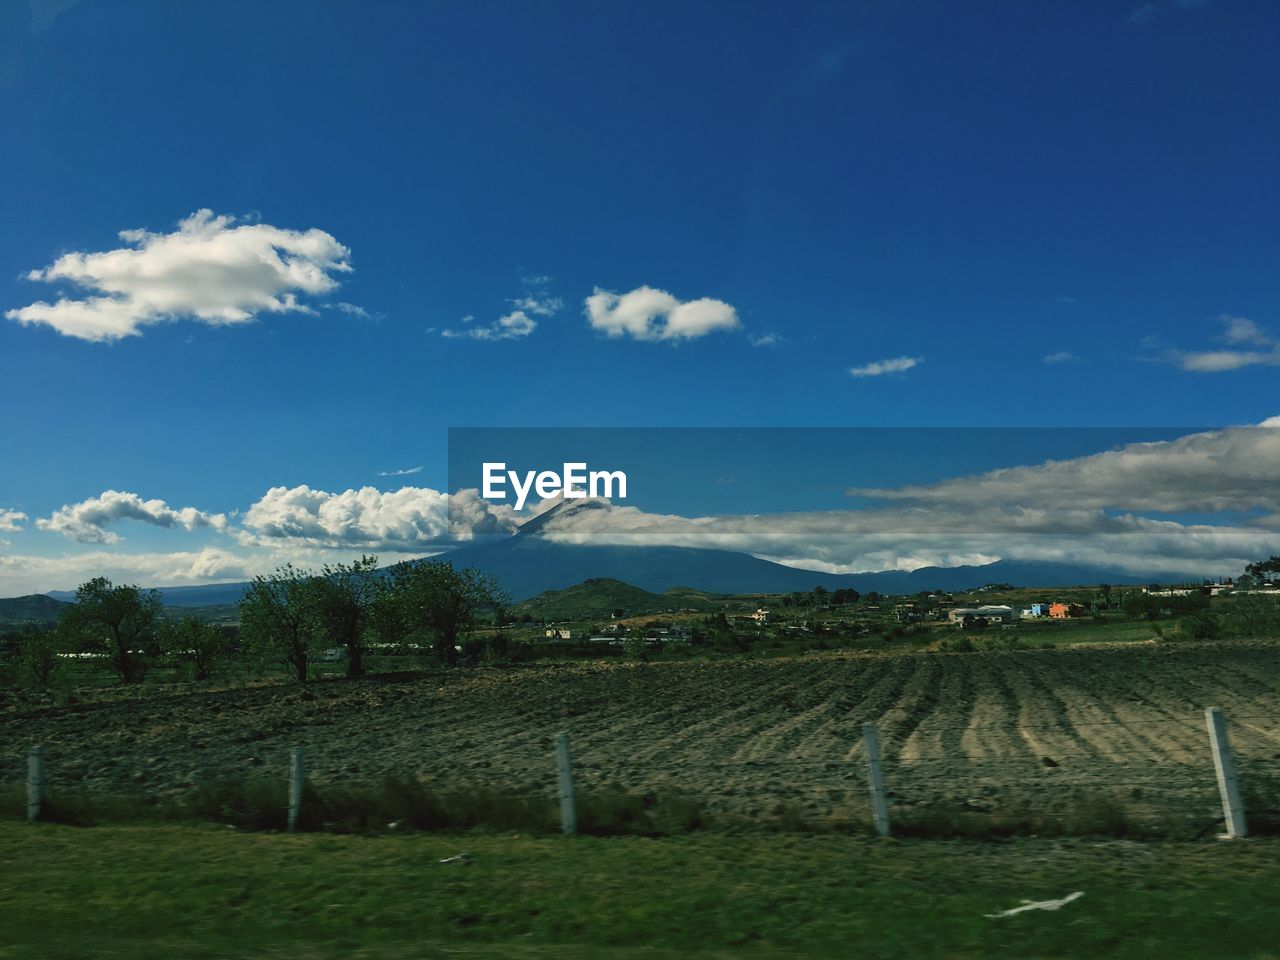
[
  {"left": 1150, "top": 316, "right": 1280, "bottom": 372},
  {"left": 1218, "top": 315, "right": 1271, "bottom": 346},
  {"left": 443, "top": 310, "right": 537, "bottom": 341},
  {"left": 849, "top": 355, "right": 921, "bottom": 378},
  {"left": 239, "top": 484, "right": 518, "bottom": 550},
  {"left": 517, "top": 495, "right": 1274, "bottom": 580},
  {"left": 510, "top": 292, "right": 563, "bottom": 317},
  {"left": 442, "top": 280, "right": 561, "bottom": 341},
  {"left": 37, "top": 491, "right": 228, "bottom": 544},
  {"left": 584, "top": 286, "right": 740, "bottom": 342},
  {"left": 749, "top": 333, "right": 786, "bottom": 348},
  {"left": 1179, "top": 349, "right": 1279, "bottom": 373},
  {"left": 331, "top": 302, "right": 379, "bottom": 321},
  {"left": 1043, "top": 351, "right": 1082, "bottom": 364},
  {"left": 849, "top": 424, "right": 1280, "bottom": 514},
  {"left": 0, "top": 509, "right": 27, "bottom": 532},
  {"left": 6, "top": 209, "right": 351, "bottom": 341},
  {"left": 378, "top": 465, "right": 424, "bottom": 478},
  {"left": 0, "top": 547, "right": 261, "bottom": 597},
  {"left": 506, "top": 423, "right": 1280, "bottom": 578}
]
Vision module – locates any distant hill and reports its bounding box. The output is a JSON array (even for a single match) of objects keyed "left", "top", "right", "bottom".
[
  {"left": 512, "top": 578, "right": 717, "bottom": 621},
  {"left": 0, "top": 594, "right": 69, "bottom": 625}
]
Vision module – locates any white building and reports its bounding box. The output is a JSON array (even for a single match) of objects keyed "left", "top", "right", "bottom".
[{"left": 947, "top": 605, "right": 1017, "bottom": 625}]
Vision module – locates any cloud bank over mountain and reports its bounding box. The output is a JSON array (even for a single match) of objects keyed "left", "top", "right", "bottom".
[{"left": 4, "top": 423, "right": 1280, "bottom": 595}]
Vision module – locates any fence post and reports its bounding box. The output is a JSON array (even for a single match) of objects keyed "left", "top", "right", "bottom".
[
  {"left": 555, "top": 731, "right": 576, "bottom": 836},
  {"left": 288, "top": 746, "right": 305, "bottom": 833},
  {"left": 862, "top": 722, "right": 890, "bottom": 837},
  {"left": 1205, "top": 707, "right": 1247, "bottom": 839},
  {"left": 26, "top": 746, "right": 43, "bottom": 823}
]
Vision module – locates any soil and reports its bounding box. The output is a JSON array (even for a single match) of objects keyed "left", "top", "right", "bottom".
[{"left": 3, "top": 639, "right": 1278, "bottom": 826}]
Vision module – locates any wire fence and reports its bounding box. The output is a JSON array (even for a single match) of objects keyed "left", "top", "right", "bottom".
[{"left": 11, "top": 707, "right": 1279, "bottom": 838}]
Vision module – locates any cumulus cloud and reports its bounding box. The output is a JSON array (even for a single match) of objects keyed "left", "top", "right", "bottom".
[
  {"left": 1169, "top": 315, "right": 1280, "bottom": 372},
  {"left": 584, "top": 286, "right": 740, "bottom": 342},
  {"left": 0, "top": 509, "right": 26, "bottom": 532},
  {"left": 849, "top": 355, "right": 921, "bottom": 378},
  {"left": 239, "top": 484, "right": 518, "bottom": 550},
  {"left": 5, "top": 209, "right": 351, "bottom": 341},
  {"left": 37, "top": 491, "right": 228, "bottom": 544}
]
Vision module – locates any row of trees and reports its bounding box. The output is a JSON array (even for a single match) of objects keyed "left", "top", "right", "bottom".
[
  {"left": 5, "top": 557, "right": 503, "bottom": 686},
  {"left": 1, "top": 577, "right": 231, "bottom": 686},
  {"left": 239, "top": 556, "right": 504, "bottom": 681}
]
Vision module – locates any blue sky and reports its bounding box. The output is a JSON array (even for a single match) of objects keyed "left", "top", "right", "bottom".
[{"left": 1, "top": 0, "right": 1278, "bottom": 593}]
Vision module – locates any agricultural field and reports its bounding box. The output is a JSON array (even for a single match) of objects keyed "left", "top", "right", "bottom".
[{"left": 3, "top": 638, "right": 1278, "bottom": 835}]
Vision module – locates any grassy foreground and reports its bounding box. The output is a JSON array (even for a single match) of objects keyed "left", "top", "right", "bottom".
[{"left": 1, "top": 824, "right": 1278, "bottom": 959}]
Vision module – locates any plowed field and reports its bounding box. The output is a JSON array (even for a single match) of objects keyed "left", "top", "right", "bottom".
[{"left": 4, "top": 640, "right": 1278, "bottom": 827}]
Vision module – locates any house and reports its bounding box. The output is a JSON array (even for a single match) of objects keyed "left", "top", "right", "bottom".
[
  {"left": 544, "top": 628, "right": 575, "bottom": 640},
  {"left": 751, "top": 607, "right": 773, "bottom": 624},
  {"left": 1048, "top": 602, "right": 1087, "bottom": 619},
  {"left": 1020, "top": 603, "right": 1050, "bottom": 618},
  {"left": 947, "top": 605, "right": 1016, "bottom": 625}
]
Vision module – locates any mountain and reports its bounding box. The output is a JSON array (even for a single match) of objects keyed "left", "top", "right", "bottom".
[
  {"left": 443, "top": 535, "right": 1151, "bottom": 601},
  {"left": 0, "top": 594, "right": 70, "bottom": 625},
  {"left": 34, "top": 500, "right": 1159, "bottom": 606}
]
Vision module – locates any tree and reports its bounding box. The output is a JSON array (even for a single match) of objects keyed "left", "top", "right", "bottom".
[
  {"left": 160, "top": 616, "right": 229, "bottom": 681},
  {"left": 1098, "top": 583, "right": 1113, "bottom": 609},
  {"left": 311, "top": 555, "right": 382, "bottom": 678},
  {"left": 60, "top": 577, "right": 162, "bottom": 683},
  {"left": 239, "top": 565, "right": 321, "bottom": 682},
  {"left": 382, "top": 560, "right": 505, "bottom": 667},
  {"left": 1245, "top": 555, "right": 1280, "bottom": 581}
]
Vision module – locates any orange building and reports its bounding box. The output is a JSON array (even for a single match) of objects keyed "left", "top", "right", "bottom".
[{"left": 1048, "top": 602, "right": 1086, "bottom": 619}]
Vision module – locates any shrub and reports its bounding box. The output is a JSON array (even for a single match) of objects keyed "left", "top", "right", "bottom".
[
  {"left": 1185, "top": 613, "right": 1222, "bottom": 641},
  {"left": 16, "top": 628, "right": 62, "bottom": 689}
]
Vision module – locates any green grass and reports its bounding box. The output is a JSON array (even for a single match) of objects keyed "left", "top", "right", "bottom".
[{"left": 1, "top": 823, "right": 1277, "bottom": 959}]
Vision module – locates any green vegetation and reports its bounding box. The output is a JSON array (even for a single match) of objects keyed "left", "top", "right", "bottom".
[
  {"left": 511, "top": 577, "right": 715, "bottom": 621},
  {"left": 58, "top": 577, "right": 163, "bottom": 683},
  {"left": 1, "top": 822, "right": 1277, "bottom": 959},
  {"left": 6, "top": 561, "right": 1280, "bottom": 690}
]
